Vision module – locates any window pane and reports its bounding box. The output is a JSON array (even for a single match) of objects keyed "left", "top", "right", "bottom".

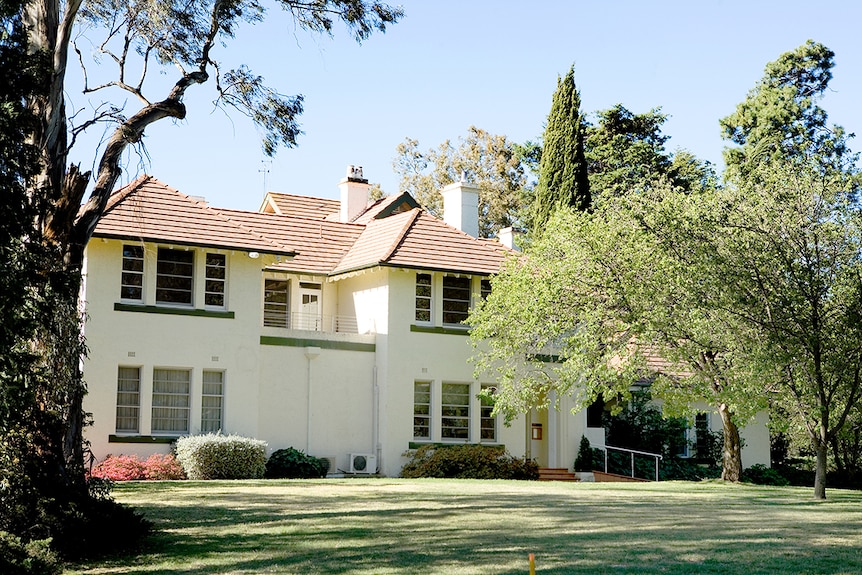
[
  {"left": 152, "top": 368, "right": 190, "bottom": 434},
  {"left": 201, "top": 370, "right": 224, "bottom": 433},
  {"left": 156, "top": 249, "right": 193, "bottom": 305},
  {"left": 442, "top": 276, "right": 471, "bottom": 325},
  {"left": 116, "top": 366, "right": 140, "bottom": 433},
  {"left": 480, "top": 384, "right": 496, "bottom": 442},
  {"left": 441, "top": 383, "right": 470, "bottom": 440},
  {"left": 264, "top": 278, "right": 289, "bottom": 328},
  {"left": 413, "top": 382, "right": 431, "bottom": 439},
  {"left": 121, "top": 245, "right": 144, "bottom": 301},
  {"left": 205, "top": 253, "right": 226, "bottom": 308},
  {"left": 415, "top": 273, "right": 432, "bottom": 323}
]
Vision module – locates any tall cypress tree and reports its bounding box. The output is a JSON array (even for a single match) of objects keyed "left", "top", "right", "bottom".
[{"left": 532, "top": 65, "right": 591, "bottom": 233}]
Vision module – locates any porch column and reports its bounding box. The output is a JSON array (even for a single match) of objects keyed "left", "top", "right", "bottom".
[{"left": 548, "top": 390, "right": 558, "bottom": 468}]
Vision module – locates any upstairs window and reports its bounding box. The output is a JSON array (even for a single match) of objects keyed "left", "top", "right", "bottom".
[
  {"left": 442, "top": 276, "right": 471, "bottom": 325},
  {"left": 415, "top": 273, "right": 432, "bottom": 322},
  {"left": 263, "top": 278, "right": 290, "bottom": 328},
  {"left": 156, "top": 248, "right": 194, "bottom": 305},
  {"left": 205, "top": 253, "right": 226, "bottom": 308},
  {"left": 121, "top": 245, "right": 144, "bottom": 301},
  {"left": 480, "top": 278, "right": 492, "bottom": 300}
]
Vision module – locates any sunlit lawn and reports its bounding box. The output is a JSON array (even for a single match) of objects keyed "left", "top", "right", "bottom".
[{"left": 66, "top": 478, "right": 862, "bottom": 575}]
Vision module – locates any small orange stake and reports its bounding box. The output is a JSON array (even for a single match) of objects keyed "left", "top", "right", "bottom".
[{"left": 529, "top": 553, "right": 536, "bottom": 575}]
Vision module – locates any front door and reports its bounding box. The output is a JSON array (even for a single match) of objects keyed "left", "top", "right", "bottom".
[{"left": 299, "top": 288, "right": 321, "bottom": 331}]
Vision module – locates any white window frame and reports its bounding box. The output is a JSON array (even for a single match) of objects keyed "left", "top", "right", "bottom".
[
  {"left": 155, "top": 248, "right": 194, "bottom": 306},
  {"left": 120, "top": 244, "right": 144, "bottom": 302},
  {"left": 413, "top": 381, "right": 432, "bottom": 440},
  {"left": 442, "top": 275, "right": 471, "bottom": 326},
  {"left": 415, "top": 272, "right": 433, "bottom": 323},
  {"left": 151, "top": 367, "right": 191, "bottom": 435},
  {"left": 479, "top": 384, "right": 497, "bottom": 443},
  {"left": 201, "top": 370, "right": 224, "bottom": 433},
  {"left": 204, "top": 252, "right": 227, "bottom": 309},
  {"left": 115, "top": 366, "right": 141, "bottom": 433},
  {"left": 441, "top": 382, "right": 471, "bottom": 441}
]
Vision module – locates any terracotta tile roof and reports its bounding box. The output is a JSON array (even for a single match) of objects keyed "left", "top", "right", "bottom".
[
  {"left": 93, "top": 176, "right": 294, "bottom": 256},
  {"left": 260, "top": 192, "right": 340, "bottom": 219},
  {"left": 94, "top": 177, "right": 513, "bottom": 278},
  {"left": 218, "top": 209, "right": 363, "bottom": 275}
]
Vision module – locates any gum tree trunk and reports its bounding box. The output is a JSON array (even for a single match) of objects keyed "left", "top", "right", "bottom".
[{"left": 718, "top": 403, "right": 742, "bottom": 482}]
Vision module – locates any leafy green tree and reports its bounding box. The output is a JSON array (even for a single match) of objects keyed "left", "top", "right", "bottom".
[
  {"left": 531, "top": 65, "right": 590, "bottom": 233},
  {"left": 11, "top": 0, "right": 401, "bottom": 555},
  {"left": 393, "top": 126, "right": 527, "bottom": 238}
]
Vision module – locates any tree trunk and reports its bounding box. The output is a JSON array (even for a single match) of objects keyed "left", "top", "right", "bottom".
[
  {"left": 813, "top": 437, "right": 828, "bottom": 500},
  {"left": 718, "top": 403, "right": 742, "bottom": 482}
]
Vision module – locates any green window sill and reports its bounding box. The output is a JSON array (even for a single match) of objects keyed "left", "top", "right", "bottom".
[
  {"left": 114, "top": 302, "right": 235, "bottom": 319},
  {"left": 410, "top": 325, "right": 470, "bottom": 336},
  {"left": 108, "top": 434, "right": 178, "bottom": 444}
]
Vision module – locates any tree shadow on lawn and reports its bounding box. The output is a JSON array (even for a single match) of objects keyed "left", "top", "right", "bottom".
[{"left": 70, "top": 480, "right": 862, "bottom": 575}]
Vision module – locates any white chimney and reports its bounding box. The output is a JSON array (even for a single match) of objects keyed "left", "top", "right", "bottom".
[
  {"left": 338, "top": 165, "right": 370, "bottom": 222},
  {"left": 497, "top": 227, "right": 521, "bottom": 251},
  {"left": 441, "top": 178, "right": 479, "bottom": 238}
]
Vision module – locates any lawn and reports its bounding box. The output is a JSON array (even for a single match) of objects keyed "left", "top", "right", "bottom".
[{"left": 66, "top": 479, "right": 862, "bottom": 575}]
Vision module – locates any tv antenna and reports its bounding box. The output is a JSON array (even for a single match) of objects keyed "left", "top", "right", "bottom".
[{"left": 259, "top": 160, "right": 272, "bottom": 192}]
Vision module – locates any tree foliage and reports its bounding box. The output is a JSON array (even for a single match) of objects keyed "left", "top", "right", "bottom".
[
  {"left": 531, "top": 65, "right": 590, "bottom": 233},
  {"left": 8, "top": 0, "right": 401, "bottom": 556},
  {"left": 393, "top": 126, "right": 528, "bottom": 238}
]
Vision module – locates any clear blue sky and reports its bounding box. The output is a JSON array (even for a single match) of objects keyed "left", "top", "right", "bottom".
[{"left": 68, "top": 1, "right": 862, "bottom": 211}]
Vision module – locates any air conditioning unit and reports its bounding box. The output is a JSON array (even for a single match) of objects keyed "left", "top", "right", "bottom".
[
  {"left": 319, "top": 456, "right": 337, "bottom": 476},
  {"left": 349, "top": 453, "right": 377, "bottom": 474}
]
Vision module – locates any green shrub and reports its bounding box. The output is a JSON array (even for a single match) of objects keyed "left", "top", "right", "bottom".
[
  {"left": 742, "top": 464, "right": 790, "bottom": 486},
  {"left": 400, "top": 444, "right": 538, "bottom": 479},
  {"left": 175, "top": 433, "right": 267, "bottom": 479},
  {"left": 573, "top": 436, "right": 604, "bottom": 472},
  {"left": 265, "top": 448, "right": 329, "bottom": 479},
  {"left": 0, "top": 531, "right": 60, "bottom": 575}
]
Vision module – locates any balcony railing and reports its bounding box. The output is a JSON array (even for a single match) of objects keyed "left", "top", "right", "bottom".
[{"left": 264, "top": 311, "right": 362, "bottom": 334}]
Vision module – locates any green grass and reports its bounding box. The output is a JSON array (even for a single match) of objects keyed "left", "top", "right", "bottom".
[{"left": 66, "top": 479, "right": 862, "bottom": 575}]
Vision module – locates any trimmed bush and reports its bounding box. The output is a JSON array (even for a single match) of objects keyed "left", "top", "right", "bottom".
[
  {"left": 742, "top": 464, "right": 790, "bottom": 486},
  {"left": 574, "top": 435, "right": 603, "bottom": 472},
  {"left": 400, "top": 444, "right": 539, "bottom": 479},
  {"left": 0, "top": 532, "right": 60, "bottom": 575},
  {"left": 142, "top": 453, "right": 186, "bottom": 480},
  {"left": 265, "top": 447, "right": 329, "bottom": 479},
  {"left": 175, "top": 433, "right": 267, "bottom": 479}
]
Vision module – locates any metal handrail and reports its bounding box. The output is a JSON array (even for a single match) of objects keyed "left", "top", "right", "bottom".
[{"left": 603, "top": 444, "right": 663, "bottom": 482}]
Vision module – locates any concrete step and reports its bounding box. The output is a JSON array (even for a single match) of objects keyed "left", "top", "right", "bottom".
[{"left": 538, "top": 467, "right": 579, "bottom": 482}]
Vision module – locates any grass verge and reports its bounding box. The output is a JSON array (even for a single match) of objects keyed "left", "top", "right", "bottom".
[{"left": 66, "top": 479, "right": 862, "bottom": 575}]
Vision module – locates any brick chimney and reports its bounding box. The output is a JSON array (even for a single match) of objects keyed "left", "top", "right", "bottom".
[
  {"left": 441, "top": 175, "right": 479, "bottom": 238},
  {"left": 338, "top": 165, "right": 370, "bottom": 222}
]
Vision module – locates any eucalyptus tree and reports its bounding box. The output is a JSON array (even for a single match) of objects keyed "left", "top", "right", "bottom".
[{"left": 12, "top": 0, "right": 401, "bottom": 553}]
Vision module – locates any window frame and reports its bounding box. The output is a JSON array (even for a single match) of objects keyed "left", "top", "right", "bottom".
[
  {"left": 204, "top": 252, "right": 227, "bottom": 309},
  {"left": 263, "top": 277, "right": 290, "bottom": 328},
  {"left": 120, "top": 244, "right": 145, "bottom": 302},
  {"left": 442, "top": 275, "right": 471, "bottom": 326},
  {"left": 115, "top": 366, "right": 141, "bottom": 434},
  {"left": 151, "top": 367, "right": 191, "bottom": 435},
  {"left": 441, "top": 382, "right": 471, "bottom": 441},
  {"left": 201, "top": 370, "right": 225, "bottom": 433},
  {"left": 155, "top": 248, "right": 195, "bottom": 306},
  {"left": 479, "top": 384, "right": 497, "bottom": 443},
  {"left": 415, "top": 272, "right": 433, "bottom": 323},
  {"left": 413, "top": 381, "right": 432, "bottom": 440}
]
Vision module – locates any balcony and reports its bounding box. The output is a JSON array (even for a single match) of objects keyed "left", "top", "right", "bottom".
[{"left": 263, "top": 311, "right": 366, "bottom": 334}]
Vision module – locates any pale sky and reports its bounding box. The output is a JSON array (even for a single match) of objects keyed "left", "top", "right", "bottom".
[{"left": 68, "top": 1, "right": 862, "bottom": 211}]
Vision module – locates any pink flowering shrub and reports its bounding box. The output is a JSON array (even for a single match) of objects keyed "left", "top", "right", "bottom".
[
  {"left": 143, "top": 453, "right": 186, "bottom": 480},
  {"left": 90, "top": 453, "right": 186, "bottom": 481}
]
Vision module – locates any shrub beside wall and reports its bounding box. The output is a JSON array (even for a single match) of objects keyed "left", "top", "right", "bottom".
[
  {"left": 175, "top": 434, "right": 267, "bottom": 479},
  {"left": 400, "top": 444, "right": 539, "bottom": 479},
  {"left": 90, "top": 454, "right": 185, "bottom": 481},
  {"left": 265, "top": 448, "right": 329, "bottom": 479}
]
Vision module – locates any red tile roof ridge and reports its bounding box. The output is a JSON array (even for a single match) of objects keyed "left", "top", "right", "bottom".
[
  {"left": 219, "top": 207, "right": 366, "bottom": 229},
  {"left": 379, "top": 208, "right": 421, "bottom": 263},
  {"left": 101, "top": 174, "right": 156, "bottom": 214}
]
